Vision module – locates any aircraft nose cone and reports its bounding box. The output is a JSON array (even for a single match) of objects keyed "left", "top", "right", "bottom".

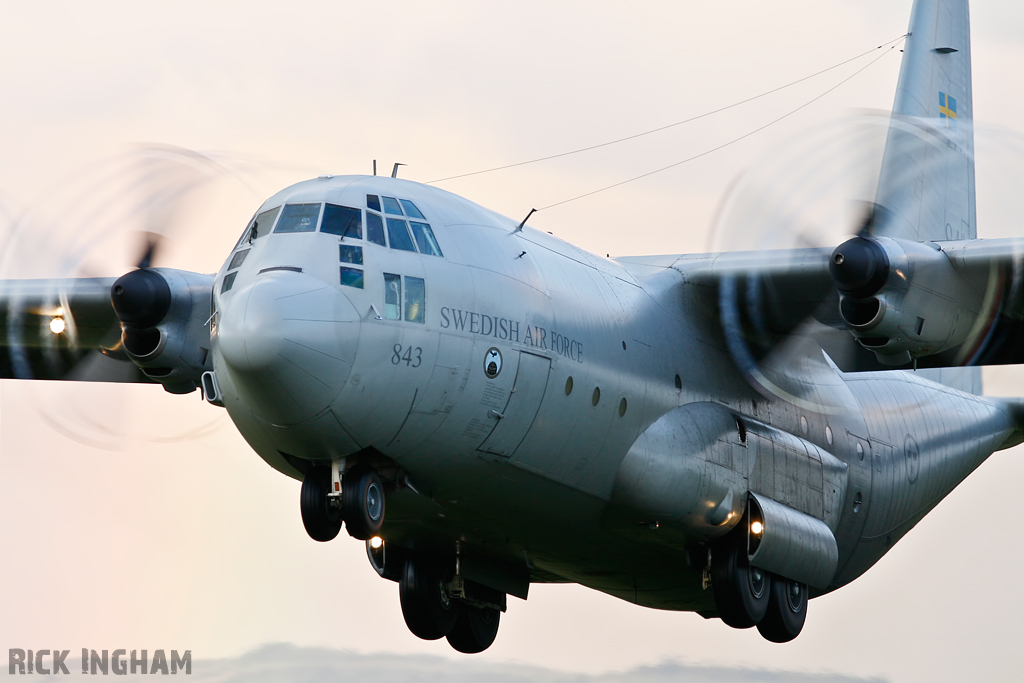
[{"left": 217, "top": 271, "right": 360, "bottom": 426}]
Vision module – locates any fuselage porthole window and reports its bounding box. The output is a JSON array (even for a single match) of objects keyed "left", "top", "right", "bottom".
[
  {"left": 322, "top": 203, "right": 363, "bottom": 238},
  {"left": 275, "top": 203, "right": 323, "bottom": 233},
  {"left": 384, "top": 273, "right": 402, "bottom": 320},
  {"left": 366, "top": 211, "right": 387, "bottom": 246}
]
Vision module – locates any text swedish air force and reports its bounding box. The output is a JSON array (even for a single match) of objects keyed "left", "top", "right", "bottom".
[{"left": 440, "top": 306, "right": 583, "bottom": 362}]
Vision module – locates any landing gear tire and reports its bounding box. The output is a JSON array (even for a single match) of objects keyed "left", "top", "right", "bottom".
[
  {"left": 711, "top": 537, "right": 770, "bottom": 629},
  {"left": 400, "top": 558, "right": 459, "bottom": 640},
  {"left": 343, "top": 466, "right": 385, "bottom": 541},
  {"left": 300, "top": 467, "right": 342, "bottom": 542},
  {"left": 446, "top": 606, "right": 500, "bottom": 654},
  {"left": 756, "top": 576, "right": 808, "bottom": 643}
]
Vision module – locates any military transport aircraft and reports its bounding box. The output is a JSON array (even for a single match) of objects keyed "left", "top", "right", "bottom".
[{"left": 0, "top": 0, "right": 1018, "bottom": 653}]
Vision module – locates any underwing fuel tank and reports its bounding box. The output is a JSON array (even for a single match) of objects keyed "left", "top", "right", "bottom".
[
  {"left": 610, "top": 402, "right": 848, "bottom": 574},
  {"left": 216, "top": 270, "right": 359, "bottom": 426}
]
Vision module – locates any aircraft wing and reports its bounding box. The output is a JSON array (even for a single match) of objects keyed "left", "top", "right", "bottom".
[
  {"left": 654, "top": 235, "right": 1024, "bottom": 374},
  {"left": 0, "top": 277, "right": 151, "bottom": 383}
]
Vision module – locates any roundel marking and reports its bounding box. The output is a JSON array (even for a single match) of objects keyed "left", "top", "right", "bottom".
[
  {"left": 484, "top": 347, "right": 503, "bottom": 379},
  {"left": 904, "top": 434, "right": 920, "bottom": 484}
]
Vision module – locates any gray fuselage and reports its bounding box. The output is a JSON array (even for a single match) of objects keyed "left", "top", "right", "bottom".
[{"left": 210, "top": 174, "right": 1015, "bottom": 611}]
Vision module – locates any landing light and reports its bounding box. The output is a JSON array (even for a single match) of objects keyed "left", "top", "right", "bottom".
[
  {"left": 369, "top": 536, "right": 383, "bottom": 549},
  {"left": 49, "top": 317, "right": 66, "bottom": 334},
  {"left": 751, "top": 520, "right": 764, "bottom": 535}
]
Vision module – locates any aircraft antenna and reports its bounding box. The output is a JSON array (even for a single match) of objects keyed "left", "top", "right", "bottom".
[
  {"left": 515, "top": 208, "right": 537, "bottom": 232},
  {"left": 392, "top": 163, "right": 406, "bottom": 178},
  {"left": 427, "top": 34, "right": 908, "bottom": 185},
  {"left": 537, "top": 42, "right": 902, "bottom": 212},
  {"left": 373, "top": 160, "right": 377, "bottom": 176}
]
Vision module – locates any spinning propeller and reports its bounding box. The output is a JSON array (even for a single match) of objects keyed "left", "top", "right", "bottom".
[
  {"left": 0, "top": 144, "right": 245, "bottom": 448},
  {"left": 707, "top": 112, "right": 1024, "bottom": 412}
]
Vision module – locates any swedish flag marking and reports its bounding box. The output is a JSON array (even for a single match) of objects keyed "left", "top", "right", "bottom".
[{"left": 939, "top": 92, "right": 958, "bottom": 129}]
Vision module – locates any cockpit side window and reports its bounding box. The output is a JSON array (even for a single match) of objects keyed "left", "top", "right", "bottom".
[
  {"left": 238, "top": 206, "right": 282, "bottom": 246},
  {"left": 405, "top": 277, "right": 425, "bottom": 323},
  {"left": 275, "top": 203, "right": 323, "bottom": 233},
  {"left": 409, "top": 222, "right": 443, "bottom": 257},
  {"left": 321, "top": 204, "right": 362, "bottom": 238},
  {"left": 386, "top": 218, "right": 417, "bottom": 252},
  {"left": 384, "top": 273, "right": 402, "bottom": 320},
  {"left": 366, "top": 194, "right": 381, "bottom": 212},
  {"left": 399, "top": 199, "right": 425, "bottom": 219},
  {"left": 366, "top": 211, "right": 387, "bottom": 246},
  {"left": 382, "top": 196, "right": 404, "bottom": 215}
]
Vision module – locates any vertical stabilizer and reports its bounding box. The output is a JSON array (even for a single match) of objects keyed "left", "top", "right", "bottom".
[
  {"left": 875, "top": 0, "right": 975, "bottom": 242},
  {"left": 876, "top": 0, "right": 979, "bottom": 393}
]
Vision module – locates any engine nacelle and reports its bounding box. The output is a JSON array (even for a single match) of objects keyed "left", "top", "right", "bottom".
[
  {"left": 831, "top": 236, "right": 981, "bottom": 366},
  {"left": 111, "top": 268, "right": 214, "bottom": 394}
]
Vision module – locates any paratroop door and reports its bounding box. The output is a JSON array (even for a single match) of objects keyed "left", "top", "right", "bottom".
[{"left": 478, "top": 351, "right": 551, "bottom": 458}]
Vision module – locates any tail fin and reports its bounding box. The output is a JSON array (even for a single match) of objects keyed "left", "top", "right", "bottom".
[
  {"left": 876, "top": 0, "right": 980, "bottom": 393},
  {"left": 875, "top": 0, "right": 975, "bottom": 243}
]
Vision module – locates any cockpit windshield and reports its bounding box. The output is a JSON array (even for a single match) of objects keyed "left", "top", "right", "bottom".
[
  {"left": 232, "top": 195, "right": 442, "bottom": 258},
  {"left": 275, "top": 203, "right": 322, "bottom": 233},
  {"left": 236, "top": 206, "right": 282, "bottom": 246}
]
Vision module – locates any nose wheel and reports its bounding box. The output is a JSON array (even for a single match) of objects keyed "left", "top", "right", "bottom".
[
  {"left": 343, "top": 466, "right": 385, "bottom": 540},
  {"left": 299, "top": 463, "right": 385, "bottom": 542},
  {"left": 299, "top": 467, "right": 342, "bottom": 542}
]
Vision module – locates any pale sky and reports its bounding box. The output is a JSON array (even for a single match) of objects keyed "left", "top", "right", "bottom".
[{"left": 1, "top": 2, "right": 1023, "bottom": 682}]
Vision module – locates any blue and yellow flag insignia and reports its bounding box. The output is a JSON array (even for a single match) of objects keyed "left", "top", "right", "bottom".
[{"left": 939, "top": 92, "right": 958, "bottom": 129}]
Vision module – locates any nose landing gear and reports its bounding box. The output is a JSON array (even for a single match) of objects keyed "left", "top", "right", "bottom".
[
  {"left": 299, "top": 463, "right": 385, "bottom": 542},
  {"left": 342, "top": 466, "right": 385, "bottom": 541},
  {"left": 299, "top": 467, "right": 342, "bottom": 542}
]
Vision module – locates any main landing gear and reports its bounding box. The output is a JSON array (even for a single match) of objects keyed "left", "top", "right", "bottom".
[
  {"left": 710, "top": 527, "right": 808, "bottom": 643},
  {"left": 368, "top": 541, "right": 504, "bottom": 654},
  {"left": 300, "top": 463, "right": 384, "bottom": 542},
  {"left": 399, "top": 554, "right": 503, "bottom": 654}
]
